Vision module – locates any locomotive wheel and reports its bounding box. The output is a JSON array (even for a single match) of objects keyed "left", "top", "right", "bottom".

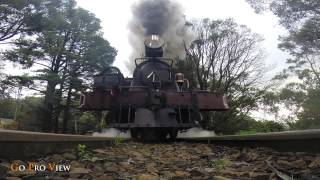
[
  {"left": 140, "top": 129, "right": 158, "bottom": 142},
  {"left": 138, "top": 128, "right": 167, "bottom": 142},
  {"left": 157, "top": 130, "right": 168, "bottom": 141},
  {"left": 130, "top": 129, "right": 138, "bottom": 139},
  {"left": 169, "top": 129, "right": 178, "bottom": 140}
]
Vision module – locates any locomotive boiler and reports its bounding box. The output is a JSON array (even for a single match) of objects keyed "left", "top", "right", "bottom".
[{"left": 80, "top": 34, "right": 229, "bottom": 141}]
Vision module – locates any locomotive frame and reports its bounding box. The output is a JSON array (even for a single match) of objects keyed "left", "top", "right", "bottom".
[{"left": 80, "top": 35, "right": 228, "bottom": 141}]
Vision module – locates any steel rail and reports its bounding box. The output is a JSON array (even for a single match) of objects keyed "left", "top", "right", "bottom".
[
  {"left": 0, "top": 129, "right": 319, "bottom": 159},
  {"left": 181, "top": 129, "right": 320, "bottom": 153},
  {"left": 0, "top": 130, "right": 128, "bottom": 159}
]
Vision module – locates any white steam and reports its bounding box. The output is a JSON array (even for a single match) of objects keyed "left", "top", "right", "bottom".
[
  {"left": 92, "top": 128, "right": 130, "bottom": 138},
  {"left": 92, "top": 128, "right": 216, "bottom": 138},
  {"left": 178, "top": 128, "right": 216, "bottom": 138}
]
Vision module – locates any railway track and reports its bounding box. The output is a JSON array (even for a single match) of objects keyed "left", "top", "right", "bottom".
[
  {"left": 183, "top": 129, "right": 320, "bottom": 153},
  {"left": 1, "top": 129, "right": 320, "bottom": 179},
  {"left": 0, "top": 129, "right": 319, "bottom": 159},
  {"left": 0, "top": 129, "right": 125, "bottom": 159}
]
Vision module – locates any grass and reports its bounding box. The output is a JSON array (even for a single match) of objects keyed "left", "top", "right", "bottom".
[
  {"left": 208, "top": 157, "right": 231, "bottom": 169},
  {"left": 111, "top": 137, "right": 126, "bottom": 146},
  {"left": 237, "top": 130, "right": 258, "bottom": 135},
  {"left": 77, "top": 144, "right": 94, "bottom": 162}
]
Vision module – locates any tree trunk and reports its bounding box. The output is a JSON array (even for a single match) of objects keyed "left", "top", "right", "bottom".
[
  {"left": 52, "top": 77, "right": 66, "bottom": 133},
  {"left": 62, "top": 82, "right": 73, "bottom": 133},
  {"left": 41, "top": 80, "right": 56, "bottom": 132}
]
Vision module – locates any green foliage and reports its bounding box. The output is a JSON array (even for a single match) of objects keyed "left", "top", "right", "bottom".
[
  {"left": 208, "top": 157, "right": 231, "bottom": 169},
  {"left": 17, "top": 96, "right": 43, "bottom": 131},
  {"left": 202, "top": 111, "right": 248, "bottom": 135},
  {"left": 294, "top": 88, "right": 320, "bottom": 130},
  {"left": 77, "top": 144, "right": 106, "bottom": 162},
  {"left": 0, "top": 98, "right": 15, "bottom": 119},
  {"left": 0, "top": 75, "right": 34, "bottom": 101},
  {"left": 277, "top": 22, "right": 320, "bottom": 88},
  {"left": 203, "top": 87, "right": 267, "bottom": 134},
  {"left": 0, "top": 64, "right": 13, "bottom": 98},
  {"left": 247, "top": 0, "right": 320, "bottom": 29},
  {"left": 206, "top": 110, "right": 285, "bottom": 135},
  {"left": 247, "top": 0, "right": 320, "bottom": 130},
  {"left": 111, "top": 137, "right": 126, "bottom": 146},
  {"left": 0, "top": 96, "right": 43, "bottom": 130},
  {"left": 184, "top": 18, "right": 267, "bottom": 134},
  {"left": 3, "top": 0, "right": 116, "bottom": 132},
  {"left": 247, "top": 0, "right": 320, "bottom": 87},
  {"left": 0, "top": 0, "right": 42, "bottom": 42},
  {"left": 175, "top": 58, "right": 197, "bottom": 89},
  {"left": 77, "top": 144, "right": 93, "bottom": 162},
  {"left": 259, "top": 86, "right": 320, "bottom": 131},
  {"left": 237, "top": 130, "right": 258, "bottom": 135},
  {"left": 247, "top": 120, "right": 285, "bottom": 134},
  {"left": 77, "top": 112, "right": 100, "bottom": 134}
]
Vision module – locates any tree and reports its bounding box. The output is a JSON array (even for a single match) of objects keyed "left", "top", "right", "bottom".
[
  {"left": 183, "top": 18, "right": 266, "bottom": 134},
  {"left": 278, "top": 18, "right": 320, "bottom": 88},
  {"left": 247, "top": 0, "right": 320, "bottom": 88},
  {"left": 0, "top": 0, "right": 37, "bottom": 94},
  {"left": 0, "top": 98, "right": 15, "bottom": 119},
  {"left": 174, "top": 58, "right": 198, "bottom": 89},
  {"left": 237, "top": 117, "right": 285, "bottom": 135},
  {"left": 0, "top": 96, "right": 43, "bottom": 130},
  {"left": 0, "top": 0, "right": 42, "bottom": 42},
  {"left": 0, "top": 62, "right": 9, "bottom": 98},
  {"left": 294, "top": 88, "right": 320, "bottom": 129},
  {"left": 247, "top": 0, "right": 320, "bottom": 129},
  {"left": 185, "top": 19, "right": 264, "bottom": 92},
  {"left": 77, "top": 112, "right": 100, "bottom": 134},
  {"left": 3, "top": 0, "right": 116, "bottom": 132},
  {"left": 15, "top": 96, "right": 43, "bottom": 131},
  {"left": 247, "top": 0, "right": 320, "bottom": 29},
  {"left": 61, "top": 34, "right": 116, "bottom": 133}
]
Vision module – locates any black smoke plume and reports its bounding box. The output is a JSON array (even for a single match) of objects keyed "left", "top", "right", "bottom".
[{"left": 127, "top": 0, "right": 193, "bottom": 72}]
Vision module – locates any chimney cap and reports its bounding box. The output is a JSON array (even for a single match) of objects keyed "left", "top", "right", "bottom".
[{"left": 144, "top": 34, "right": 165, "bottom": 49}]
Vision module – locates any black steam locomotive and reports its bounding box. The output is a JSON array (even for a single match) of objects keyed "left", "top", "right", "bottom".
[{"left": 80, "top": 35, "right": 228, "bottom": 141}]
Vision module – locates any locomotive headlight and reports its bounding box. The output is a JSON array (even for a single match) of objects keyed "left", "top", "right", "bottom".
[{"left": 144, "top": 34, "right": 165, "bottom": 49}]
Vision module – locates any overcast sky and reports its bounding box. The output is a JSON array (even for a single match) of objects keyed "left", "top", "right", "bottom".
[
  {"left": 3, "top": 0, "right": 289, "bottom": 79},
  {"left": 76, "top": 0, "right": 289, "bottom": 77},
  {"left": 1, "top": 0, "right": 290, "bottom": 119}
]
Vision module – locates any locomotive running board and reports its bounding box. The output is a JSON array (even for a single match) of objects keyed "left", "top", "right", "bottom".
[{"left": 80, "top": 90, "right": 229, "bottom": 111}]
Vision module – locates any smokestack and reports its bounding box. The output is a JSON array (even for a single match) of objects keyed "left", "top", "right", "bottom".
[{"left": 127, "top": 0, "right": 194, "bottom": 72}]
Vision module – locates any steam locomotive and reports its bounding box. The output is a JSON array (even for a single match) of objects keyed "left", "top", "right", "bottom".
[{"left": 80, "top": 35, "right": 228, "bottom": 141}]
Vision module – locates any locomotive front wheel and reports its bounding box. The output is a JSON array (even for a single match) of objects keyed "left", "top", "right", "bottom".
[
  {"left": 140, "top": 129, "right": 158, "bottom": 142},
  {"left": 130, "top": 129, "right": 138, "bottom": 139},
  {"left": 137, "top": 128, "right": 167, "bottom": 142},
  {"left": 169, "top": 129, "right": 178, "bottom": 140}
]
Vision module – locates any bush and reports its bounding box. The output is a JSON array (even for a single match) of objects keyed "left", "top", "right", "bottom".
[
  {"left": 238, "top": 120, "right": 285, "bottom": 135},
  {"left": 293, "top": 88, "right": 320, "bottom": 130},
  {"left": 77, "top": 112, "right": 100, "bottom": 134},
  {"left": 202, "top": 110, "right": 285, "bottom": 135}
]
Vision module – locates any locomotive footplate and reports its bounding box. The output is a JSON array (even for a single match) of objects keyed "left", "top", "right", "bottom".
[{"left": 108, "top": 123, "right": 197, "bottom": 128}]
